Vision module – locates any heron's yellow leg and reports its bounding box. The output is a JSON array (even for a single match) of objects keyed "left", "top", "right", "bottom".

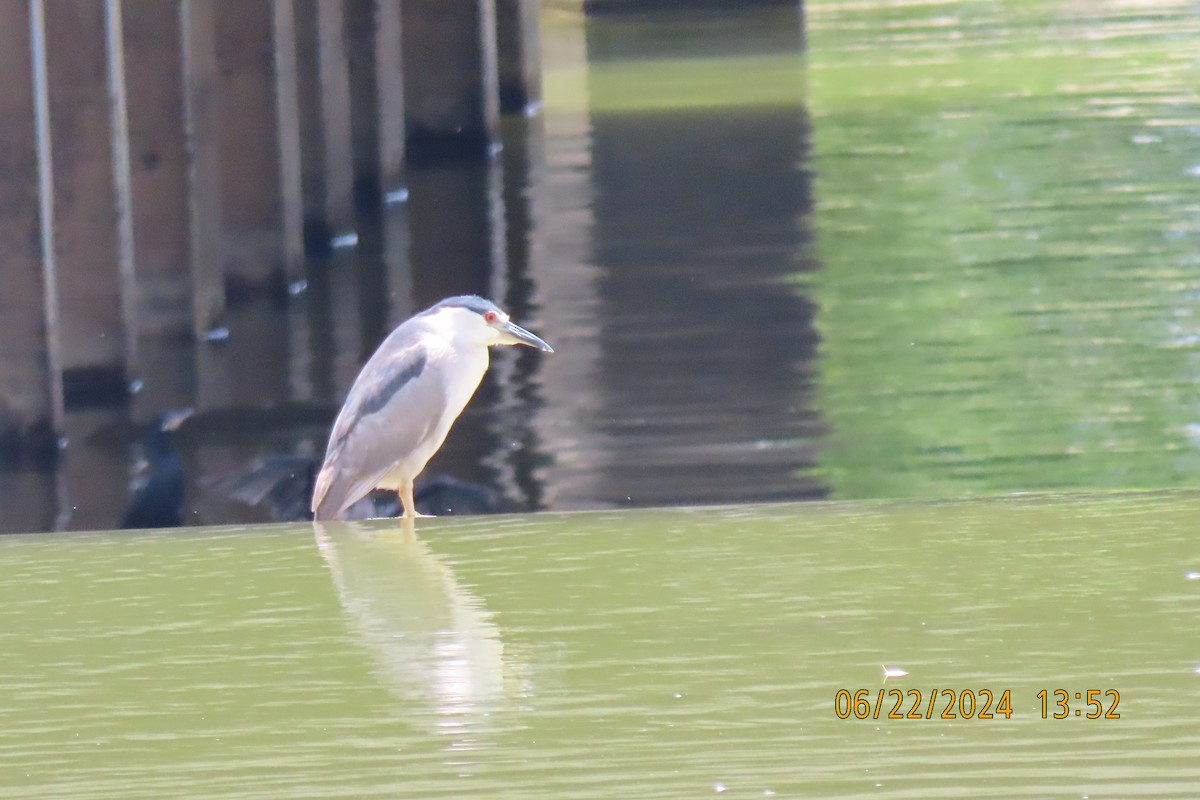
[{"left": 401, "top": 480, "right": 416, "bottom": 519}]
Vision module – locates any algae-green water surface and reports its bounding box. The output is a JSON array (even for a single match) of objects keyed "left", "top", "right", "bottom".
[
  {"left": 3, "top": 496, "right": 1200, "bottom": 798},
  {"left": 808, "top": 1, "right": 1200, "bottom": 498}
]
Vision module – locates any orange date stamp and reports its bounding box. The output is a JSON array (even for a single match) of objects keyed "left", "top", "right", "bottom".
[{"left": 833, "top": 688, "right": 1121, "bottom": 720}]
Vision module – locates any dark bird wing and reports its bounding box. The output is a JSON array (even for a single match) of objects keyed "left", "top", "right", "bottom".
[{"left": 208, "top": 454, "right": 318, "bottom": 521}]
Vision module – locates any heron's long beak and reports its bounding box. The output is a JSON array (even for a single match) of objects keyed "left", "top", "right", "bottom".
[{"left": 501, "top": 320, "right": 554, "bottom": 352}]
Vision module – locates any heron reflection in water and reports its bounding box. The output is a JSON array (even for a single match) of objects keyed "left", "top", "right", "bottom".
[{"left": 314, "top": 521, "right": 521, "bottom": 738}]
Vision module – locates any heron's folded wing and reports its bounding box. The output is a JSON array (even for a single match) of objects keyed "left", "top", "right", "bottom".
[{"left": 312, "top": 340, "right": 446, "bottom": 518}]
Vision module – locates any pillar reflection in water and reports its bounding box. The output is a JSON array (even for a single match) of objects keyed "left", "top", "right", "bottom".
[
  {"left": 588, "top": 109, "right": 824, "bottom": 506},
  {"left": 404, "top": 151, "right": 550, "bottom": 513},
  {"left": 485, "top": 116, "right": 553, "bottom": 510},
  {"left": 568, "top": 7, "right": 824, "bottom": 508},
  {"left": 522, "top": 16, "right": 605, "bottom": 509},
  {"left": 402, "top": 158, "right": 497, "bottom": 501},
  {"left": 313, "top": 521, "right": 521, "bottom": 741}
]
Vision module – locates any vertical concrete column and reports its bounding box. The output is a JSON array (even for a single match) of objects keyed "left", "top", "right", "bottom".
[
  {"left": 123, "top": 0, "right": 215, "bottom": 342},
  {"left": 345, "top": 0, "right": 406, "bottom": 203},
  {"left": 406, "top": 161, "right": 496, "bottom": 299},
  {"left": 0, "top": 0, "right": 61, "bottom": 442},
  {"left": 274, "top": 0, "right": 306, "bottom": 273},
  {"left": 374, "top": 0, "right": 407, "bottom": 191},
  {"left": 381, "top": 201, "right": 414, "bottom": 326},
  {"left": 294, "top": 1, "right": 325, "bottom": 246},
  {"left": 181, "top": 0, "right": 227, "bottom": 337},
  {"left": 495, "top": 0, "right": 542, "bottom": 114},
  {"left": 400, "top": 0, "right": 500, "bottom": 160},
  {"left": 295, "top": 0, "right": 356, "bottom": 247},
  {"left": 43, "top": 0, "right": 132, "bottom": 404},
  {"left": 213, "top": 0, "right": 304, "bottom": 285},
  {"left": 104, "top": 0, "right": 138, "bottom": 374},
  {"left": 316, "top": 0, "right": 355, "bottom": 236}
]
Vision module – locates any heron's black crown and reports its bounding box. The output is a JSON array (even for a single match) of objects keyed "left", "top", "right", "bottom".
[{"left": 429, "top": 295, "right": 503, "bottom": 317}]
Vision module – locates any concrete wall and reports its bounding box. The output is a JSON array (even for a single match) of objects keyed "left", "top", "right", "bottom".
[{"left": 0, "top": 0, "right": 544, "bottom": 444}]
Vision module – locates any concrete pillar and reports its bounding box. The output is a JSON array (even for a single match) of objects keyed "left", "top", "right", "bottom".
[
  {"left": 0, "top": 1, "right": 62, "bottom": 446},
  {"left": 43, "top": 0, "right": 132, "bottom": 406},
  {"left": 346, "top": 0, "right": 406, "bottom": 202},
  {"left": 181, "top": 0, "right": 228, "bottom": 337},
  {"left": 295, "top": 0, "right": 356, "bottom": 248},
  {"left": 406, "top": 160, "right": 496, "bottom": 302},
  {"left": 374, "top": 0, "right": 407, "bottom": 192},
  {"left": 329, "top": 254, "right": 366, "bottom": 394},
  {"left": 294, "top": 2, "right": 324, "bottom": 247},
  {"left": 123, "top": 0, "right": 221, "bottom": 340},
  {"left": 400, "top": 0, "right": 500, "bottom": 161},
  {"left": 273, "top": 0, "right": 305, "bottom": 279},
  {"left": 213, "top": 0, "right": 304, "bottom": 285},
  {"left": 115, "top": 0, "right": 223, "bottom": 419},
  {"left": 381, "top": 200, "right": 415, "bottom": 327},
  {"left": 105, "top": 0, "right": 138, "bottom": 372},
  {"left": 315, "top": 0, "right": 355, "bottom": 233},
  {"left": 495, "top": 0, "right": 541, "bottom": 114}
]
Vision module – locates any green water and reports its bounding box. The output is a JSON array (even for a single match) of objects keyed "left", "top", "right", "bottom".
[
  {"left": 3, "top": 496, "right": 1200, "bottom": 797},
  {"left": 808, "top": 1, "right": 1200, "bottom": 498}
]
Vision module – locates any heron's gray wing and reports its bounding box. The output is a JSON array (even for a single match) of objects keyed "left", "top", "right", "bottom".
[{"left": 311, "top": 339, "right": 445, "bottom": 519}]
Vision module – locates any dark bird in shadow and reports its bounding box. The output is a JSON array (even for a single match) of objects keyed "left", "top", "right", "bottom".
[
  {"left": 411, "top": 475, "right": 506, "bottom": 517},
  {"left": 210, "top": 453, "right": 507, "bottom": 522},
  {"left": 120, "top": 409, "right": 194, "bottom": 530}
]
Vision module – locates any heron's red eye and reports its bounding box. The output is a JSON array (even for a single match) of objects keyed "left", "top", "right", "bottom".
[{"left": 484, "top": 311, "right": 497, "bottom": 324}]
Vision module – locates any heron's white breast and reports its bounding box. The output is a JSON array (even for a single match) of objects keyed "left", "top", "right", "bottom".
[
  {"left": 435, "top": 342, "right": 490, "bottom": 430},
  {"left": 381, "top": 339, "right": 488, "bottom": 485}
]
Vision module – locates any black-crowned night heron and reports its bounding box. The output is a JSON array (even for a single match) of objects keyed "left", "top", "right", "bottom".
[{"left": 311, "top": 296, "right": 552, "bottom": 521}]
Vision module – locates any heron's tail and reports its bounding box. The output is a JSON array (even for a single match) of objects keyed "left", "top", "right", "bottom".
[{"left": 310, "top": 464, "right": 342, "bottom": 520}]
